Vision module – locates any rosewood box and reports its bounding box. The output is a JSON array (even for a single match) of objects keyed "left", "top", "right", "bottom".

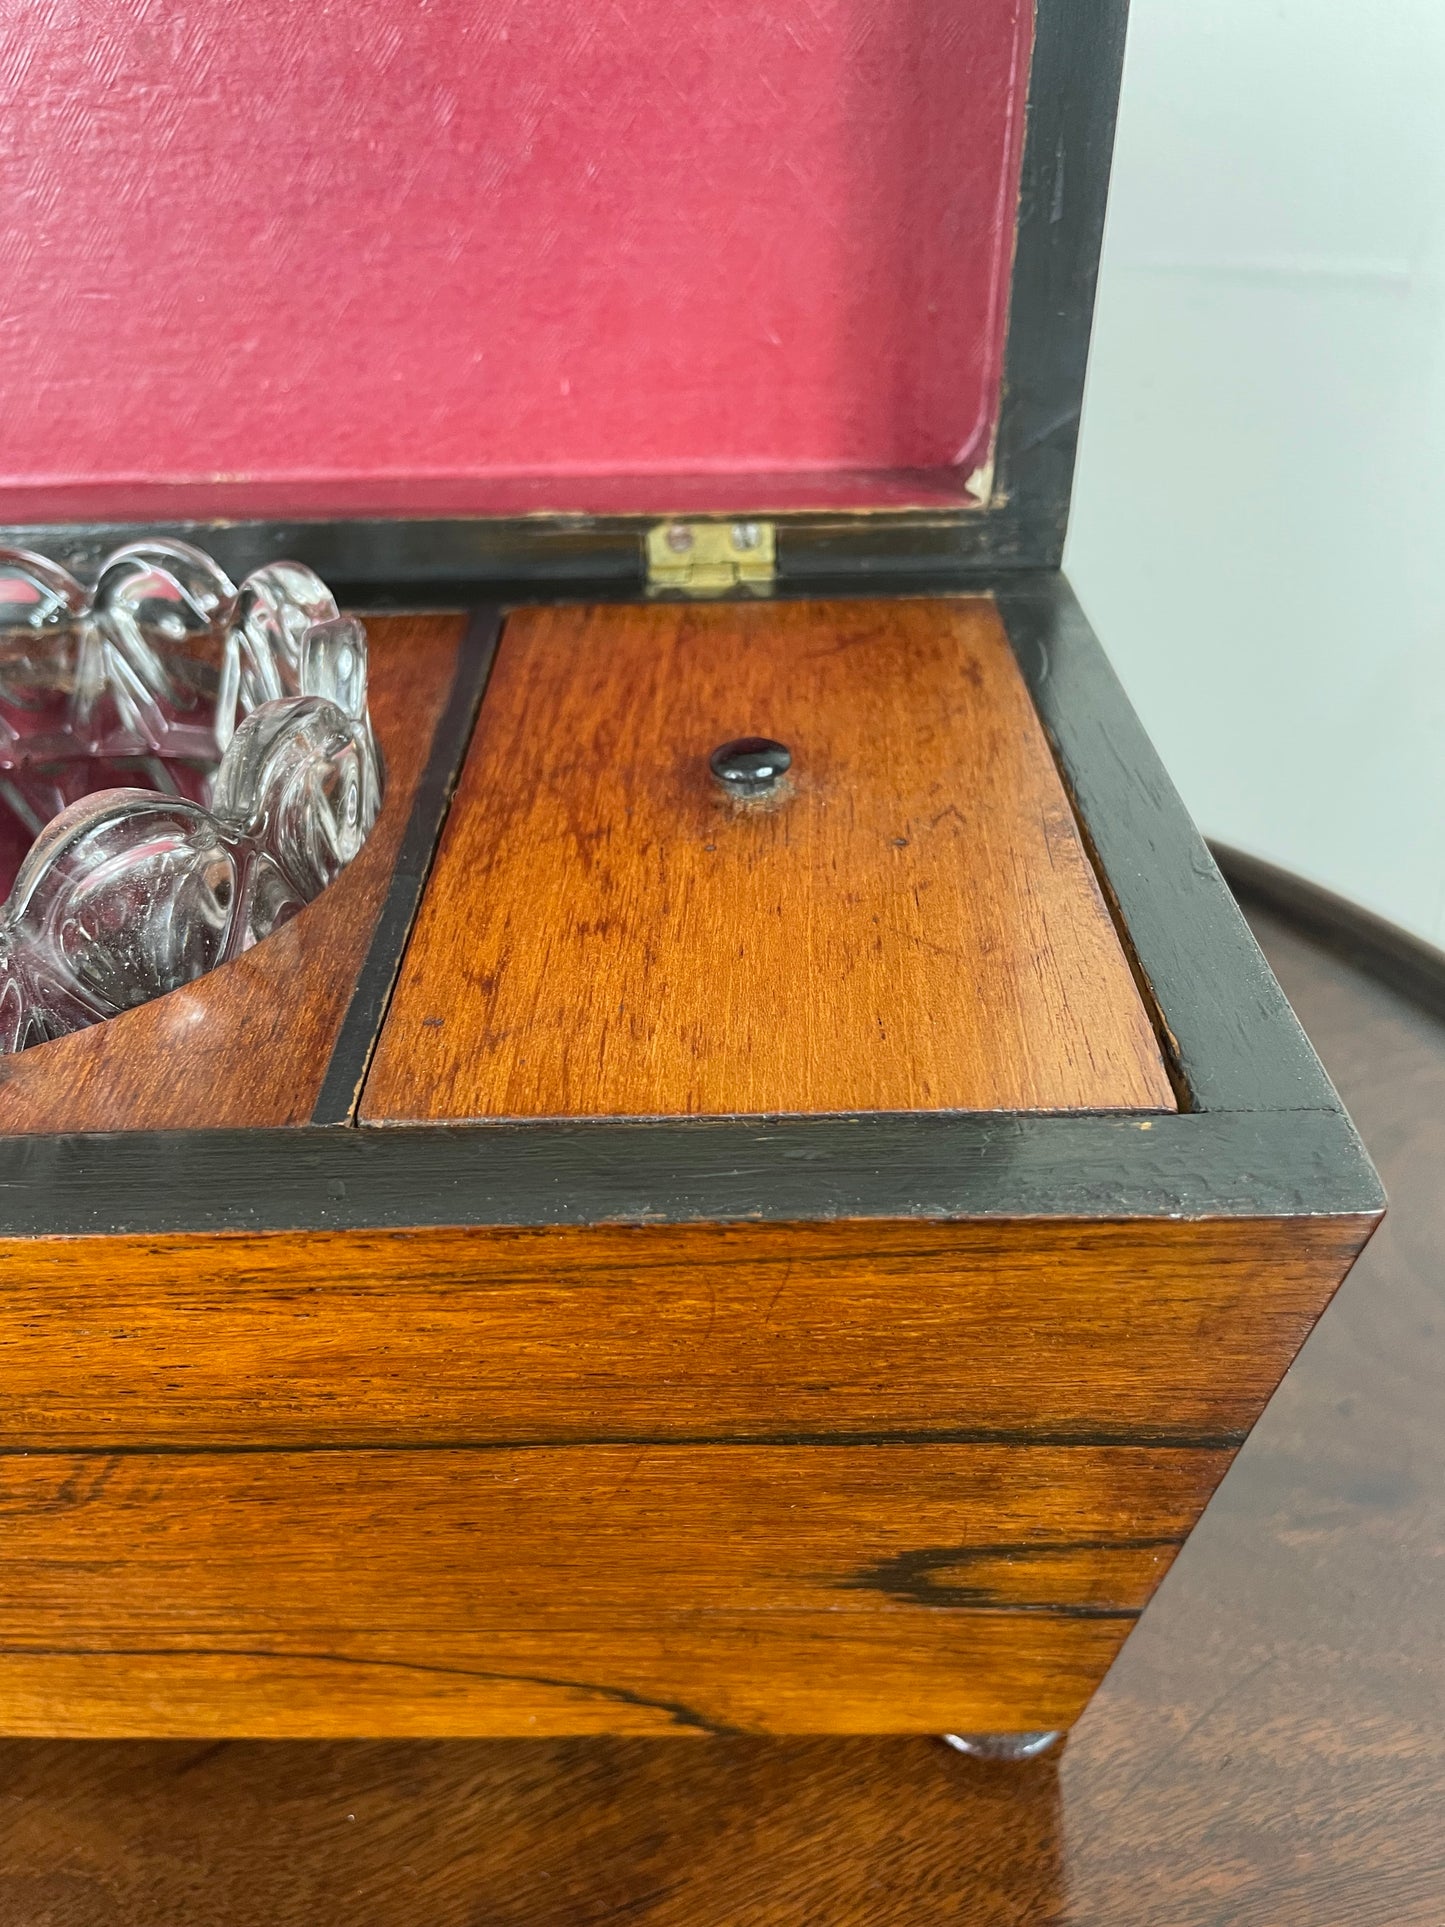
[{"left": 0, "top": 0, "right": 1382, "bottom": 1741}]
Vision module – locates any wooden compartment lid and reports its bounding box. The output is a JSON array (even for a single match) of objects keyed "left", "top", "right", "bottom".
[{"left": 362, "top": 597, "right": 1176, "bottom": 1122}]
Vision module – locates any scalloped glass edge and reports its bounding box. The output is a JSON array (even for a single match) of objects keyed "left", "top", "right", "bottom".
[{"left": 0, "top": 539, "right": 382, "bottom": 1056}]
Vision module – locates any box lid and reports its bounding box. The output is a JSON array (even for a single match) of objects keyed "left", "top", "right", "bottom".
[
  {"left": 0, "top": 1, "right": 1128, "bottom": 591},
  {"left": 361, "top": 597, "right": 1177, "bottom": 1121}
]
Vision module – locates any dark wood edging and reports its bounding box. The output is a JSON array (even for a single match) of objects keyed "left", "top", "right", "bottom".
[
  {"left": 1211, "top": 842, "right": 1445, "bottom": 1027},
  {"left": 310, "top": 607, "right": 503, "bottom": 1124},
  {"left": 996, "top": 577, "right": 1344, "bottom": 1117},
  {"left": 0, "top": 1109, "right": 1382, "bottom": 1239}
]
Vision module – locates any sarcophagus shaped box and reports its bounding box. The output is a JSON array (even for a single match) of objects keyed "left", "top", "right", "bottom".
[{"left": 0, "top": 0, "right": 1380, "bottom": 1742}]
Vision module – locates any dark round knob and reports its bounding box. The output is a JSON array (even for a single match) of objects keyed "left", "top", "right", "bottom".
[{"left": 708, "top": 736, "right": 792, "bottom": 796}]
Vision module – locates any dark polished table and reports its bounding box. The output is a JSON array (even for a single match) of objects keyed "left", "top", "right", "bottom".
[{"left": 2, "top": 889, "right": 1442, "bottom": 1925}]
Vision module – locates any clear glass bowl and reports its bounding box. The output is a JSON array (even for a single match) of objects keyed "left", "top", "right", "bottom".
[{"left": 0, "top": 540, "right": 382, "bottom": 1055}]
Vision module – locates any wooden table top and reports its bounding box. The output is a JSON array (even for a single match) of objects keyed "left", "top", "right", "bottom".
[{"left": 1, "top": 898, "right": 1440, "bottom": 1924}]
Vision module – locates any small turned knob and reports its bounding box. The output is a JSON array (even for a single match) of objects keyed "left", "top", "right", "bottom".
[{"left": 708, "top": 737, "right": 792, "bottom": 797}]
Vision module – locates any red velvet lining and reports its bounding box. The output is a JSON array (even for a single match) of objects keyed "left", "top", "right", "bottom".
[{"left": 0, "top": 0, "right": 1031, "bottom": 521}]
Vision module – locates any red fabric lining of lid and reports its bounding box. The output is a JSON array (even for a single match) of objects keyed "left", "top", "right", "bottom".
[{"left": 0, "top": 0, "right": 1031, "bottom": 521}]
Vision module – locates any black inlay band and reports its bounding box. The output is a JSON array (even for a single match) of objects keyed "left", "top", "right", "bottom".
[{"left": 310, "top": 606, "right": 502, "bottom": 1125}]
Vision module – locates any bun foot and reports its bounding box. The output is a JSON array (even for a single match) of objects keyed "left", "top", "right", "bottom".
[{"left": 940, "top": 1731, "right": 1063, "bottom": 1762}]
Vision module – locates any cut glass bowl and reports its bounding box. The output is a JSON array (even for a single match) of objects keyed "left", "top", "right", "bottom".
[{"left": 0, "top": 540, "right": 382, "bottom": 1055}]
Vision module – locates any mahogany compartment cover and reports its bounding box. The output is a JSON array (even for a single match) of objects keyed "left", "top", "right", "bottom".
[
  {"left": 0, "top": 0, "right": 1031, "bottom": 522},
  {"left": 362, "top": 597, "right": 1177, "bottom": 1122}
]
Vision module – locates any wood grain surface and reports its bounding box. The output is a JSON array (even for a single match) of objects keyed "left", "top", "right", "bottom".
[
  {"left": 0, "top": 1621, "right": 1130, "bottom": 1748},
  {"left": 362, "top": 598, "right": 1176, "bottom": 1121},
  {"left": 0, "top": 902, "right": 1434, "bottom": 1922},
  {"left": 0, "top": 1442, "right": 1219, "bottom": 1738},
  {"left": 0, "top": 1209, "right": 1367, "bottom": 1738},
  {"left": 0, "top": 1216, "right": 1371, "bottom": 1446},
  {"left": 0, "top": 614, "right": 466, "bottom": 1133},
  {"left": 0, "top": 1440, "right": 1219, "bottom": 1624}
]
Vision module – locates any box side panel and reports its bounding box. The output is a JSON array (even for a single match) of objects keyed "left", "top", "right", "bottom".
[
  {"left": 0, "top": 1442, "right": 1206, "bottom": 1739},
  {"left": 0, "top": 1620, "right": 1127, "bottom": 1743},
  {"left": 0, "top": 1218, "right": 1373, "bottom": 1447},
  {"left": 0, "top": 1212, "right": 1373, "bottom": 1738}
]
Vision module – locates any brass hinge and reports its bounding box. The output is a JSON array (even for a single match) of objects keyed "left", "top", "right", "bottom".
[{"left": 644, "top": 520, "right": 776, "bottom": 597}]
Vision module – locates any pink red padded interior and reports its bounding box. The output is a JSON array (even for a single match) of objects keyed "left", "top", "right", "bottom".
[{"left": 0, "top": 0, "right": 1030, "bottom": 519}]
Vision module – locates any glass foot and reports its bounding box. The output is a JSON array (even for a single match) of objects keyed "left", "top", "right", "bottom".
[{"left": 940, "top": 1731, "right": 1063, "bottom": 1762}]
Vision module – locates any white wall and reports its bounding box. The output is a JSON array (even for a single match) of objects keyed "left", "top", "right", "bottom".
[{"left": 1065, "top": 0, "right": 1445, "bottom": 944}]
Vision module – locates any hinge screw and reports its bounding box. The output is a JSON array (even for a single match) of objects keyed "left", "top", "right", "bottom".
[
  {"left": 731, "top": 522, "right": 762, "bottom": 551},
  {"left": 664, "top": 523, "right": 695, "bottom": 554}
]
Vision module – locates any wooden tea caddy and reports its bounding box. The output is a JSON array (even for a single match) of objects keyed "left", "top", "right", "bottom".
[{"left": 0, "top": 0, "right": 1382, "bottom": 1741}]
